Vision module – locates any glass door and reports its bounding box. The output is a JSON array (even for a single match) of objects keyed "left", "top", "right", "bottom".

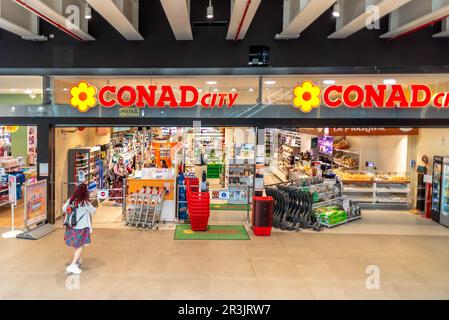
[
  {"left": 432, "top": 161, "right": 442, "bottom": 212},
  {"left": 442, "top": 159, "right": 449, "bottom": 217}
]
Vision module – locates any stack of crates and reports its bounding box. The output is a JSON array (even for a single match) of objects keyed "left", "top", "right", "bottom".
[{"left": 185, "top": 176, "right": 210, "bottom": 231}]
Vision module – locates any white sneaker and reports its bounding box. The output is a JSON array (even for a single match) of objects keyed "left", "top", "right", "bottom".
[{"left": 66, "top": 263, "right": 82, "bottom": 275}]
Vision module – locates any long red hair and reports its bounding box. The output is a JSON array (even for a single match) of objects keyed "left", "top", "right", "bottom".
[{"left": 70, "top": 183, "right": 89, "bottom": 206}]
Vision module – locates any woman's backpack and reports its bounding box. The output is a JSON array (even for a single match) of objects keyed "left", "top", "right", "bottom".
[{"left": 63, "top": 202, "right": 81, "bottom": 227}]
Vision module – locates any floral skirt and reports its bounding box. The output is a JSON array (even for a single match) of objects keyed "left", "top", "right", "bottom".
[{"left": 64, "top": 227, "right": 91, "bottom": 248}]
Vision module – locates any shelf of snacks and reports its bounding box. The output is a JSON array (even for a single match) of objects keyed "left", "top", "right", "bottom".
[
  {"left": 333, "top": 149, "right": 360, "bottom": 170},
  {"left": 338, "top": 171, "right": 411, "bottom": 207}
]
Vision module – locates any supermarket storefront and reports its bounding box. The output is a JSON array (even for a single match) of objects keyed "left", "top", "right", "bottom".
[{"left": 3, "top": 72, "right": 449, "bottom": 225}]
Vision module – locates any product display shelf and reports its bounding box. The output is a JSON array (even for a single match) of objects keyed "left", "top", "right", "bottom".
[
  {"left": 312, "top": 192, "right": 362, "bottom": 228},
  {"left": 226, "top": 158, "right": 254, "bottom": 204},
  {"left": 341, "top": 178, "right": 411, "bottom": 208}
]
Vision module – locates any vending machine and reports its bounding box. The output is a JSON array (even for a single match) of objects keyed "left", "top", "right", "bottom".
[
  {"left": 439, "top": 157, "right": 449, "bottom": 228},
  {"left": 431, "top": 156, "right": 443, "bottom": 223}
]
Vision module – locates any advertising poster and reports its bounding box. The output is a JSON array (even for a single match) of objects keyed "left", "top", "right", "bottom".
[
  {"left": 8, "top": 175, "right": 17, "bottom": 205},
  {"left": 24, "top": 180, "right": 47, "bottom": 227}
]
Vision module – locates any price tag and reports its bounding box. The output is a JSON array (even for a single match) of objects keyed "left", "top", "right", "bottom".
[{"left": 342, "top": 199, "right": 350, "bottom": 212}]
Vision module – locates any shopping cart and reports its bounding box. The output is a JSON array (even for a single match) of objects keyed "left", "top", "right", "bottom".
[{"left": 125, "top": 186, "right": 164, "bottom": 230}]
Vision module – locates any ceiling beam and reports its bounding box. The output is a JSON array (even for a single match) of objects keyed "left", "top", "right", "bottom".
[
  {"left": 0, "top": 0, "right": 40, "bottom": 39},
  {"left": 328, "top": 0, "right": 412, "bottom": 39},
  {"left": 434, "top": 17, "right": 449, "bottom": 37},
  {"left": 380, "top": 0, "right": 449, "bottom": 39},
  {"left": 276, "top": 0, "right": 335, "bottom": 39},
  {"left": 87, "top": 0, "right": 143, "bottom": 40},
  {"left": 160, "top": 0, "right": 192, "bottom": 40},
  {"left": 13, "top": 0, "right": 95, "bottom": 41},
  {"left": 227, "top": 0, "right": 261, "bottom": 40}
]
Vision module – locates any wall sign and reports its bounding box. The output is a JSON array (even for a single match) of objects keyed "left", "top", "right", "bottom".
[
  {"left": 298, "top": 128, "right": 419, "bottom": 136},
  {"left": 70, "top": 81, "right": 239, "bottom": 112},
  {"left": 292, "top": 81, "right": 449, "bottom": 113},
  {"left": 8, "top": 175, "right": 17, "bottom": 205}
]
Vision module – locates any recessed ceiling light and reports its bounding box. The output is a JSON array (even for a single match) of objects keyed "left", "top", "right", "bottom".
[
  {"left": 332, "top": 1, "right": 340, "bottom": 18},
  {"left": 206, "top": 0, "right": 214, "bottom": 19},
  {"left": 231, "top": 88, "right": 237, "bottom": 92},
  {"left": 323, "top": 80, "right": 336, "bottom": 85},
  {"left": 264, "top": 80, "right": 276, "bottom": 85},
  {"left": 9, "top": 88, "right": 18, "bottom": 92},
  {"left": 383, "top": 79, "right": 397, "bottom": 85},
  {"left": 85, "top": 3, "right": 92, "bottom": 20},
  {"left": 248, "top": 88, "right": 255, "bottom": 92},
  {"left": 213, "top": 88, "right": 219, "bottom": 92},
  {"left": 206, "top": 81, "right": 217, "bottom": 85},
  {"left": 63, "top": 88, "right": 69, "bottom": 92}
]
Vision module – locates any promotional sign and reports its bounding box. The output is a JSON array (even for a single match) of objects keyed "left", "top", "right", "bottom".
[
  {"left": 292, "top": 80, "right": 449, "bottom": 113},
  {"left": 24, "top": 180, "right": 47, "bottom": 227},
  {"left": 97, "top": 189, "right": 109, "bottom": 200},
  {"left": 219, "top": 190, "right": 230, "bottom": 200},
  {"left": 8, "top": 175, "right": 17, "bottom": 205},
  {"left": 70, "top": 81, "right": 239, "bottom": 112},
  {"left": 298, "top": 128, "right": 419, "bottom": 136}
]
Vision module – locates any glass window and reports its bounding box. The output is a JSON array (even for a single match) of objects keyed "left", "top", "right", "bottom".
[{"left": 0, "top": 76, "right": 43, "bottom": 105}]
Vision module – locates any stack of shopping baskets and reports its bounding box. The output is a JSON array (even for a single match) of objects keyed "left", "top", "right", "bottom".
[{"left": 185, "top": 176, "right": 210, "bottom": 231}]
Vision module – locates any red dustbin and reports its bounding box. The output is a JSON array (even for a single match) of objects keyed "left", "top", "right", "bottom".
[{"left": 252, "top": 196, "right": 274, "bottom": 236}]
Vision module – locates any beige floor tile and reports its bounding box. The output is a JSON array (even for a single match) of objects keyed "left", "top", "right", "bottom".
[
  {"left": 246, "top": 243, "right": 289, "bottom": 259},
  {"left": 252, "top": 257, "right": 302, "bottom": 280},
  {"left": 208, "top": 256, "right": 255, "bottom": 278},
  {"left": 257, "top": 278, "right": 315, "bottom": 300},
  {"left": 209, "top": 277, "right": 262, "bottom": 299}
]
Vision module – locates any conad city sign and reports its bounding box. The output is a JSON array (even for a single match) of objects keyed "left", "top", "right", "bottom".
[
  {"left": 292, "top": 81, "right": 449, "bottom": 113},
  {"left": 69, "top": 81, "right": 239, "bottom": 112}
]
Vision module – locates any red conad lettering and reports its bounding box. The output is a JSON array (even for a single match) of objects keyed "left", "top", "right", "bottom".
[
  {"left": 386, "top": 85, "right": 408, "bottom": 108},
  {"left": 117, "top": 86, "right": 136, "bottom": 108},
  {"left": 344, "top": 85, "right": 364, "bottom": 108},
  {"left": 179, "top": 85, "right": 198, "bottom": 108},
  {"left": 98, "top": 85, "right": 116, "bottom": 107},
  {"left": 433, "top": 93, "right": 445, "bottom": 108},
  {"left": 411, "top": 85, "right": 431, "bottom": 108},
  {"left": 364, "top": 85, "right": 386, "bottom": 108},
  {"left": 323, "top": 85, "right": 342, "bottom": 108},
  {"left": 157, "top": 85, "right": 178, "bottom": 108},
  {"left": 136, "top": 85, "right": 156, "bottom": 108},
  {"left": 201, "top": 94, "right": 212, "bottom": 107}
]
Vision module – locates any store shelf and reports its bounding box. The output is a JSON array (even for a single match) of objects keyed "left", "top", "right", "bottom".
[{"left": 321, "top": 215, "right": 362, "bottom": 228}]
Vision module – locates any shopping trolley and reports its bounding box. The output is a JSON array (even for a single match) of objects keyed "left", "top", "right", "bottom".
[{"left": 125, "top": 186, "right": 164, "bottom": 230}]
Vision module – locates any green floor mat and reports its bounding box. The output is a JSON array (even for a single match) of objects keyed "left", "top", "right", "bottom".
[
  {"left": 210, "top": 203, "right": 250, "bottom": 211},
  {"left": 174, "top": 224, "right": 250, "bottom": 240}
]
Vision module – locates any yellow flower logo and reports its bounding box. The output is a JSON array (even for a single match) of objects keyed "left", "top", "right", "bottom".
[
  {"left": 70, "top": 81, "right": 97, "bottom": 112},
  {"left": 292, "top": 81, "right": 321, "bottom": 113},
  {"left": 184, "top": 229, "right": 195, "bottom": 234}
]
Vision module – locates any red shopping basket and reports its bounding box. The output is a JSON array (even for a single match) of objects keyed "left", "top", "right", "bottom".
[{"left": 185, "top": 176, "right": 210, "bottom": 231}]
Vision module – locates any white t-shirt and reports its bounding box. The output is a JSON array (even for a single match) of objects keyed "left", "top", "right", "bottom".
[{"left": 63, "top": 200, "right": 96, "bottom": 233}]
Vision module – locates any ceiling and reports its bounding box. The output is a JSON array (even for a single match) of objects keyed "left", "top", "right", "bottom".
[{"left": 1, "top": 0, "right": 449, "bottom": 42}]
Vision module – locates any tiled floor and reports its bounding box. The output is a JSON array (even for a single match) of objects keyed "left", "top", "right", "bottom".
[{"left": 2, "top": 210, "right": 449, "bottom": 300}]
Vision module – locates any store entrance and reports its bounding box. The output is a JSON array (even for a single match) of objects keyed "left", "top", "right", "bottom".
[{"left": 54, "top": 126, "right": 255, "bottom": 228}]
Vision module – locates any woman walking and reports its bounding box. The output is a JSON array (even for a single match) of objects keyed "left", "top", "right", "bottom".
[
  {"left": 63, "top": 183, "right": 96, "bottom": 275},
  {"left": 112, "top": 157, "right": 131, "bottom": 205}
]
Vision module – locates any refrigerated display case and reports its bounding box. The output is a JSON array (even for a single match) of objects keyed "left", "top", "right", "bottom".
[
  {"left": 431, "top": 156, "right": 443, "bottom": 223},
  {"left": 440, "top": 157, "right": 449, "bottom": 228}
]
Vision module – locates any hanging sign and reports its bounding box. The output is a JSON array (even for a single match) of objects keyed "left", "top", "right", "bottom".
[
  {"left": 69, "top": 81, "right": 239, "bottom": 112},
  {"left": 292, "top": 80, "right": 449, "bottom": 113},
  {"left": 298, "top": 128, "right": 419, "bottom": 136}
]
